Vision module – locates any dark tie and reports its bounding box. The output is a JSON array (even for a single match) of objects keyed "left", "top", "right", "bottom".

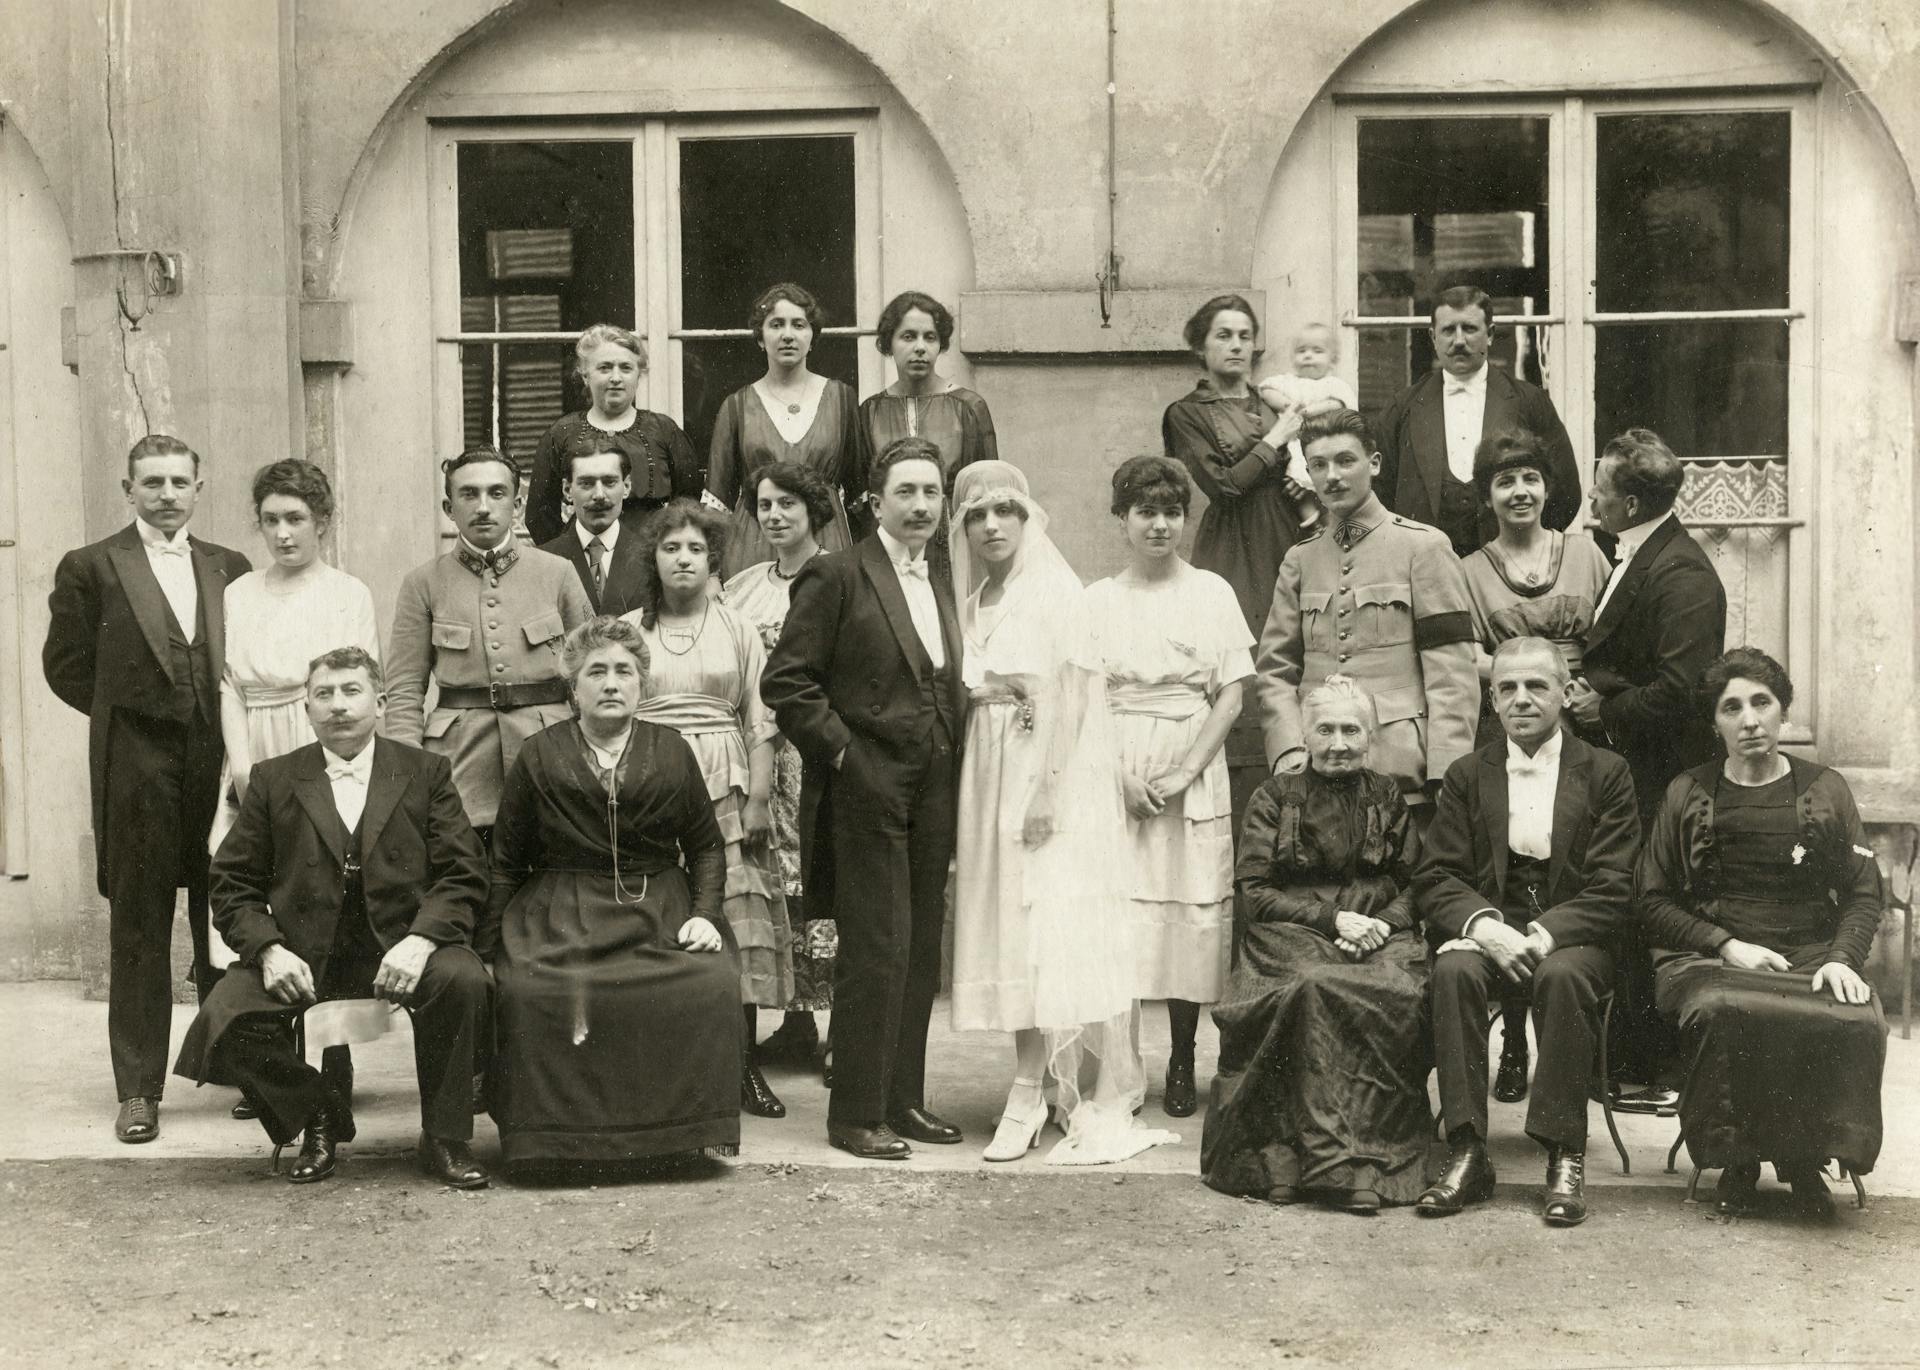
[
  {"left": 586, "top": 536, "right": 608, "bottom": 595},
  {"left": 1335, "top": 520, "right": 1362, "bottom": 551}
]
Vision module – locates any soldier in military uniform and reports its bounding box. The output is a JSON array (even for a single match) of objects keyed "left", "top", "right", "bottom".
[
  {"left": 386, "top": 446, "right": 593, "bottom": 841},
  {"left": 1254, "top": 407, "right": 1479, "bottom": 816}
]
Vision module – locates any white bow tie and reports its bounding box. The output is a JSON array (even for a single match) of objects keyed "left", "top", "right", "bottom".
[
  {"left": 1510, "top": 757, "right": 1554, "bottom": 779},
  {"left": 326, "top": 761, "right": 364, "bottom": 782},
  {"left": 1444, "top": 377, "right": 1478, "bottom": 397},
  {"left": 149, "top": 539, "right": 191, "bottom": 558},
  {"left": 895, "top": 558, "right": 929, "bottom": 581}
]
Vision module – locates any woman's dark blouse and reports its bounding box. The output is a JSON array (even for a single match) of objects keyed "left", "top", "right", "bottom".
[
  {"left": 1636, "top": 757, "right": 1884, "bottom": 970},
  {"left": 1235, "top": 766, "right": 1418, "bottom": 938},
  {"left": 1161, "top": 379, "right": 1303, "bottom": 634},
  {"left": 526, "top": 410, "right": 704, "bottom": 546},
  {"left": 478, "top": 720, "right": 725, "bottom": 958}
]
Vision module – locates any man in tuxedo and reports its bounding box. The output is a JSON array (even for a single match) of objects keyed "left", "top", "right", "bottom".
[
  {"left": 1414, "top": 637, "right": 1639, "bottom": 1226},
  {"left": 536, "top": 440, "right": 650, "bottom": 618},
  {"left": 1567, "top": 426, "right": 1727, "bottom": 1098},
  {"left": 42, "top": 434, "right": 252, "bottom": 1144},
  {"left": 1373, "top": 285, "right": 1582, "bottom": 557},
  {"left": 762, "top": 436, "right": 965, "bottom": 1159},
  {"left": 386, "top": 446, "right": 592, "bottom": 841},
  {"left": 173, "top": 648, "right": 493, "bottom": 1187}
]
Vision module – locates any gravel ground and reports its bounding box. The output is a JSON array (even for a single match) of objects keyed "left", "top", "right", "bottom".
[{"left": 3, "top": 1157, "right": 1917, "bottom": 1369}]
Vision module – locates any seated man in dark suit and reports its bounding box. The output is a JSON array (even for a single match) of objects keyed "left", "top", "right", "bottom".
[
  {"left": 173, "top": 647, "right": 493, "bottom": 1188},
  {"left": 1373, "top": 285, "right": 1582, "bottom": 557},
  {"left": 1414, "top": 637, "right": 1639, "bottom": 1226},
  {"left": 536, "top": 437, "right": 650, "bottom": 618}
]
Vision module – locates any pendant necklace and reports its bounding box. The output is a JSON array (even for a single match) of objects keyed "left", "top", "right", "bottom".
[{"left": 657, "top": 601, "right": 709, "bottom": 655}]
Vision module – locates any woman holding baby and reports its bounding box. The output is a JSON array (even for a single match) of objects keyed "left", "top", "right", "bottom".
[{"left": 1161, "top": 299, "right": 1348, "bottom": 827}]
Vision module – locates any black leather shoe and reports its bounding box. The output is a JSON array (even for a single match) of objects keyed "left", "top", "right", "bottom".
[
  {"left": 1714, "top": 1162, "right": 1761, "bottom": 1217},
  {"left": 1543, "top": 1148, "right": 1587, "bottom": 1227},
  {"left": 417, "top": 1133, "right": 490, "bottom": 1189},
  {"left": 827, "top": 1121, "right": 911, "bottom": 1160},
  {"left": 1493, "top": 1038, "right": 1530, "bottom": 1104},
  {"left": 1162, "top": 1060, "right": 1197, "bottom": 1118},
  {"left": 1784, "top": 1164, "right": 1835, "bottom": 1222},
  {"left": 759, "top": 1012, "right": 820, "bottom": 1065},
  {"left": 230, "top": 1092, "right": 261, "bottom": 1122},
  {"left": 1334, "top": 1188, "right": 1383, "bottom": 1215},
  {"left": 742, "top": 1059, "right": 787, "bottom": 1118},
  {"left": 1416, "top": 1140, "right": 1495, "bottom": 1216},
  {"left": 288, "top": 1105, "right": 342, "bottom": 1184},
  {"left": 888, "top": 1107, "right": 962, "bottom": 1145},
  {"left": 115, "top": 1097, "right": 160, "bottom": 1144}
]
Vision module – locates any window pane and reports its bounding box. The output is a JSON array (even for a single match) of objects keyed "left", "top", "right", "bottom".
[
  {"left": 1356, "top": 117, "right": 1551, "bottom": 317},
  {"left": 1592, "top": 321, "right": 1787, "bottom": 458},
  {"left": 1355, "top": 321, "right": 1552, "bottom": 417},
  {"left": 1595, "top": 112, "right": 1790, "bottom": 313},
  {"left": 679, "top": 136, "right": 857, "bottom": 331},
  {"left": 456, "top": 140, "right": 635, "bottom": 337},
  {"left": 680, "top": 337, "right": 859, "bottom": 464},
  {"left": 460, "top": 341, "right": 575, "bottom": 478}
]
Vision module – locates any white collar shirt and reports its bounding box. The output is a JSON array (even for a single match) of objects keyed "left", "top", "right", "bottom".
[
  {"left": 1505, "top": 728, "right": 1563, "bottom": 861},
  {"left": 1441, "top": 362, "right": 1490, "bottom": 484},
  {"left": 321, "top": 742, "right": 376, "bottom": 834},
  {"left": 876, "top": 526, "right": 946, "bottom": 670},
  {"left": 135, "top": 519, "right": 198, "bottom": 642},
  {"left": 1592, "top": 510, "right": 1674, "bottom": 623},
  {"left": 576, "top": 517, "right": 621, "bottom": 554}
]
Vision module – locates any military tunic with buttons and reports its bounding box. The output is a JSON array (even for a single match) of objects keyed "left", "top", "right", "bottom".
[
  {"left": 385, "top": 542, "right": 593, "bottom": 828},
  {"left": 1254, "top": 493, "right": 1479, "bottom": 799}
]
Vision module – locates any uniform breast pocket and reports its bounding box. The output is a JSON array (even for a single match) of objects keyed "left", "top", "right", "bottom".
[
  {"left": 1299, "top": 590, "right": 1335, "bottom": 651},
  {"left": 522, "top": 610, "right": 565, "bottom": 654},
  {"left": 431, "top": 622, "right": 473, "bottom": 653},
  {"left": 1351, "top": 583, "right": 1414, "bottom": 649}
]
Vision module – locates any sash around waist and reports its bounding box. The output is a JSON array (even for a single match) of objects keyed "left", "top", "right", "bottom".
[
  {"left": 635, "top": 692, "right": 742, "bottom": 735},
  {"left": 234, "top": 682, "right": 309, "bottom": 709},
  {"left": 1107, "top": 682, "right": 1208, "bottom": 720}
]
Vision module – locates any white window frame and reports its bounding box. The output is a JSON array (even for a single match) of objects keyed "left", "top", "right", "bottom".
[
  {"left": 1334, "top": 89, "right": 1818, "bottom": 740},
  {"left": 426, "top": 113, "right": 881, "bottom": 497}
]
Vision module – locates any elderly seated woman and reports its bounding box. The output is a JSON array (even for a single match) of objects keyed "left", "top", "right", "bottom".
[
  {"left": 483, "top": 616, "right": 742, "bottom": 1173},
  {"left": 1638, "top": 647, "right": 1888, "bottom": 1220},
  {"left": 1200, "top": 675, "right": 1428, "bottom": 1213}
]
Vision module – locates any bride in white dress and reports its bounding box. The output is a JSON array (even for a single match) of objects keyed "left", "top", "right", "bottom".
[{"left": 947, "top": 461, "right": 1178, "bottom": 1165}]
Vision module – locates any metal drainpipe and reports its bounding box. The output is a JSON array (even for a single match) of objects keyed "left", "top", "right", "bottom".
[{"left": 1097, "top": 0, "right": 1122, "bottom": 326}]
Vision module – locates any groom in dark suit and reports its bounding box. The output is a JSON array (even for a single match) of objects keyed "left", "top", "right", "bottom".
[
  {"left": 42, "top": 434, "right": 251, "bottom": 1144},
  {"left": 1414, "top": 637, "right": 1640, "bottom": 1227},
  {"left": 174, "top": 647, "right": 493, "bottom": 1188},
  {"left": 763, "top": 436, "right": 965, "bottom": 1159},
  {"left": 537, "top": 442, "right": 651, "bottom": 618},
  {"left": 1373, "top": 285, "right": 1582, "bottom": 557}
]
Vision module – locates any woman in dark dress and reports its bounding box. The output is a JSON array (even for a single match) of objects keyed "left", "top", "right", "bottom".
[
  {"left": 858, "top": 291, "right": 997, "bottom": 580},
  {"left": 483, "top": 616, "right": 742, "bottom": 1171},
  {"left": 1638, "top": 648, "right": 1886, "bottom": 1219},
  {"left": 1162, "top": 295, "right": 1306, "bottom": 829},
  {"left": 1201, "top": 675, "right": 1430, "bottom": 1213},
  {"left": 1161, "top": 295, "right": 1306, "bottom": 637},
  {"left": 706, "top": 283, "right": 866, "bottom": 578},
  {"left": 525, "top": 324, "right": 703, "bottom": 545}
]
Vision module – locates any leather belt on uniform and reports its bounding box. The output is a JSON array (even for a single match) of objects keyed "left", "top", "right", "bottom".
[{"left": 437, "top": 680, "right": 571, "bottom": 711}]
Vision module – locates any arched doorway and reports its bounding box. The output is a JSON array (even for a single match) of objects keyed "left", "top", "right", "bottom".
[
  {"left": 1250, "top": 0, "right": 1920, "bottom": 768},
  {"left": 324, "top": 0, "right": 975, "bottom": 613}
]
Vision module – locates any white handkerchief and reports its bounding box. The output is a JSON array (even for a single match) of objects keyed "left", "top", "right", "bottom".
[{"left": 302, "top": 997, "right": 402, "bottom": 1058}]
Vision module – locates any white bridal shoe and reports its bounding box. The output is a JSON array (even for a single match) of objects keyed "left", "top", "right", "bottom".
[{"left": 983, "top": 1087, "right": 1049, "bottom": 1162}]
